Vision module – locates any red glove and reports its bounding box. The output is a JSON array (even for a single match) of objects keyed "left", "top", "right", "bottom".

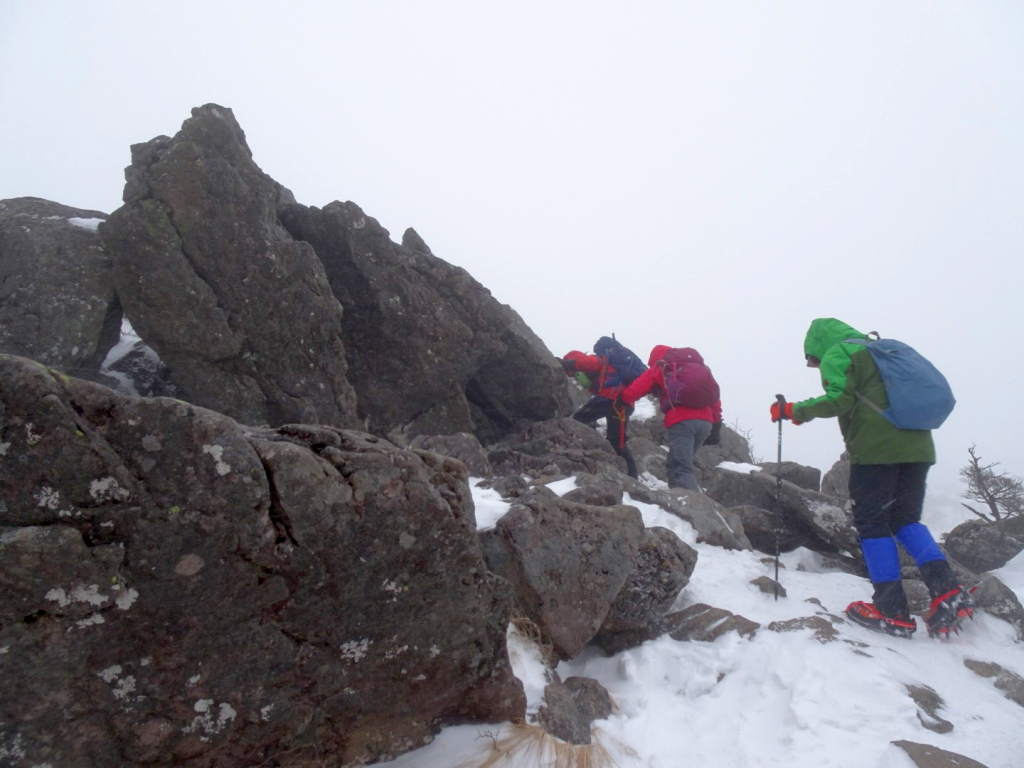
[{"left": 770, "top": 401, "right": 802, "bottom": 424}]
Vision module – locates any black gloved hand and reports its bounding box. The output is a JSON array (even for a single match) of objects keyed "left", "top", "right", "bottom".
[
  {"left": 560, "top": 358, "right": 577, "bottom": 375},
  {"left": 704, "top": 421, "right": 722, "bottom": 446}
]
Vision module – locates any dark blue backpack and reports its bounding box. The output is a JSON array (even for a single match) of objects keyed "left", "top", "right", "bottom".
[
  {"left": 593, "top": 335, "right": 647, "bottom": 386},
  {"left": 845, "top": 337, "right": 955, "bottom": 430}
]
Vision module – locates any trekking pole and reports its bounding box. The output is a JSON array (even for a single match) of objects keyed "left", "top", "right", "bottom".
[{"left": 773, "top": 394, "right": 786, "bottom": 601}]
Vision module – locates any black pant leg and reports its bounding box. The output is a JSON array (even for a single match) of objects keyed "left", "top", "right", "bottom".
[
  {"left": 573, "top": 396, "right": 614, "bottom": 426},
  {"left": 890, "top": 462, "right": 930, "bottom": 532},
  {"left": 849, "top": 463, "right": 901, "bottom": 539}
]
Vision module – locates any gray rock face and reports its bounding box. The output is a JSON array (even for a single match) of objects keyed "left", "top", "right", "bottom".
[
  {"left": 943, "top": 519, "right": 1024, "bottom": 573},
  {"left": 278, "top": 201, "right": 575, "bottom": 443},
  {"left": 537, "top": 676, "right": 614, "bottom": 745},
  {"left": 643, "top": 487, "right": 751, "bottom": 551},
  {"left": 481, "top": 488, "right": 692, "bottom": 660},
  {"left": 0, "top": 353, "right": 523, "bottom": 767},
  {"left": 704, "top": 467, "right": 859, "bottom": 555},
  {"left": 757, "top": 461, "right": 821, "bottom": 492},
  {"left": 101, "top": 104, "right": 359, "bottom": 429},
  {"left": 410, "top": 432, "right": 492, "bottom": 477},
  {"left": 0, "top": 197, "right": 120, "bottom": 373},
  {"left": 481, "top": 489, "right": 645, "bottom": 659},
  {"left": 963, "top": 659, "right": 1024, "bottom": 708},
  {"left": 561, "top": 470, "right": 751, "bottom": 551},
  {"left": 970, "top": 574, "right": 1024, "bottom": 640},
  {"left": 728, "top": 504, "right": 821, "bottom": 554},
  {"left": 905, "top": 684, "right": 954, "bottom": 734},
  {"left": 820, "top": 453, "right": 851, "bottom": 499},
  {"left": 599, "top": 526, "right": 698, "bottom": 636},
  {"left": 488, "top": 418, "right": 628, "bottom": 479},
  {"left": 668, "top": 604, "right": 760, "bottom": 642},
  {"left": 891, "top": 740, "right": 990, "bottom": 768}
]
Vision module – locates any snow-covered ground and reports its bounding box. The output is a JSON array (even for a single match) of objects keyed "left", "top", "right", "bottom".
[{"left": 381, "top": 477, "right": 1024, "bottom": 768}]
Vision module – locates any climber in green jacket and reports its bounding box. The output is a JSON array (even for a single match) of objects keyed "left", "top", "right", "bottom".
[{"left": 771, "top": 318, "right": 972, "bottom": 639}]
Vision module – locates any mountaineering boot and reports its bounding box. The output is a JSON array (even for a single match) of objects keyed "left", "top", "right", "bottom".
[
  {"left": 925, "top": 586, "right": 976, "bottom": 638},
  {"left": 845, "top": 601, "right": 918, "bottom": 638}
]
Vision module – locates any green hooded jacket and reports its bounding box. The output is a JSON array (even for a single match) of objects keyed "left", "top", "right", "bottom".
[{"left": 792, "top": 318, "right": 935, "bottom": 465}]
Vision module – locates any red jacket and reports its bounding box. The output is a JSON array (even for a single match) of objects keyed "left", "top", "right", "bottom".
[
  {"left": 620, "top": 345, "right": 722, "bottom": 428},
  {"left": 563, "top": 350, "right": 626, "bottom": 399}
]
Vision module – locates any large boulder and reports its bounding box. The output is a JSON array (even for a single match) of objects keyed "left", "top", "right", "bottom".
[
  {"left": 703, "top": 466, "right": 860, "bottom": 555},
  {"left": 626, "top": 483, "right": 752, "bottom": 551},
  {"left": 756, "top": 461, "right": 821, "bottom": 492},
  {"left": 101, "top": 104, "right": 359, "bottom": 429},
  {"left": 820, "top": 453, "right": 851, "bottom": 499},
  {"left": 560, "top": 470, "right": 751, "bottom": 551},
  {"left": 0, "top": 197, "right": 120, "bottom": 374},
  {"left": 480, "top": 488, "right": 645, "bottom": 659},
  {"left": 277, "top": 202, "right": 575, "bottom": 444},
  {"left": 943, "top": 518, "right": 1024, "bottom": 573},
  {"left": 480, "top": 488, "right": 694, "bottom": 659},
  {"left": 595, "top": 526, "right": 698, "bottom": 647},
  {"left": 728, "top": 504, "right": 823, "bottom": 554},
  {"left": 0, "top": 353, "right": 523, "bottom": 767}
]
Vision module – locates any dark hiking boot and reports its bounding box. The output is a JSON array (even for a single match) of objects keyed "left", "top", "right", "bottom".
[
  {"left": 925, "top": 587, "right": 976, "bottom": 638},
  {"left": 845, "top": 601, "right": 917, "bottom": 639}
]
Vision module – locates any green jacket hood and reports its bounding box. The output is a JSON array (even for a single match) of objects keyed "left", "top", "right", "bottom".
[{"left": 803, "top": 318, "right": 867, "bottom": 361}]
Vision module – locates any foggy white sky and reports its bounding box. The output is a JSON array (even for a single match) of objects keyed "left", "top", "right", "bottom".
[{"left": 2, "top": 1, "right": 1022, "bottom": 492}]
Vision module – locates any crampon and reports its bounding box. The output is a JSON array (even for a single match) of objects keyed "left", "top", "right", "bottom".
[
  {"left": 925, "top": 586, "right": 976, "bottom": 638},
  {"left": 845, "top": 601, "right": 917, "bottom": 639}
]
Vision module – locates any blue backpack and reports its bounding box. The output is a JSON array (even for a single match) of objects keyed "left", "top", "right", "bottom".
[
  {"left": 593, "top": 335, "right": 647, "bottom": 386},
  {"left": 845, "top": 337, "right": 955, "bottom": 430}
]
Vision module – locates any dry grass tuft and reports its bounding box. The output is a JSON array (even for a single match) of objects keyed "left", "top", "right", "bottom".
[
  {"left": 509, "top": 610, "right": 558, "bottom": 669},
  {"left": 459, "top": 723, "right": 637, "bottom": 768}
]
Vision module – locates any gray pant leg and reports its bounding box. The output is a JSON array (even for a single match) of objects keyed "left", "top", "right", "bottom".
[{"left": 667, "top": 419, "right": 712, "bottom": 491}]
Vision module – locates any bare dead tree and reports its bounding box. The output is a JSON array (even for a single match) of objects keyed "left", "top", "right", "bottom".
[{"left": 959, "top": 444, "right": 1024, "bottom": 523}]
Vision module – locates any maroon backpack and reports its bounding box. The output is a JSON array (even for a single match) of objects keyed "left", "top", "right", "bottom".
[{"left": 659, "top": 348, "right": 720, "bottom": 408}]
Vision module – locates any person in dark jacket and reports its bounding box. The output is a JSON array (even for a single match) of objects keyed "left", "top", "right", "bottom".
[
  {"left": 561, "top": 350, "right": 638, "bottom": 479},
  {"left": 772, "top": 317, "right": 973, "bottom": 638},
  {"left": 616, "top": 345, "right": 722, "bottom": 491}
]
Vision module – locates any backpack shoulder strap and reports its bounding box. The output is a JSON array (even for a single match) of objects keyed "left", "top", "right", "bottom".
[{"left": 841, "top": 338, "right": 885, "bottom": 414}]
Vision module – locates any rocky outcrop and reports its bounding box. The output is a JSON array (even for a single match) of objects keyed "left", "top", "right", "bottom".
[
  {"left": 599, "top": 526, "right": 699, "bottom": 636},
  {"left": 537, "top": 676, "right": 614, "bottom": 745},
  {"left": 943, "top": 518, "right": 1024, "bottom": 573},
  {"left": 728, "top": 504, "right": 822, "bottom": 554},
  {"left": 558, "top": 470, "right": 751, "bottom": 551},
  {"left": 0, "top": 354, "right": 522, "bottom": 767},
  {"left": 277, "top": 201, "right": 575, "bottom": 444},
  {"left": 820, "top": 453, "right": 850, "bottom": 499},
  {"left": 703, "top": 466, "right": 859, "bottom": 555},
  {"left": 757, "top": 461, "right": 821, "bottom": 492},
  {"left": 0, "top": 197, "right": 120, "bottom": 374},
  {"left": 101, "top": 104, "right": 359, "bottom": 429},
  {"left": 631, "top": 485, "right": 751, "bottom": 551},
  {"left": 487, "top": 418, "right": 628, "bottom": 479},
  {"left": 410, "top": 432, "right": 492, "bottom": 477},
  {"left": 963, "top": 659, "right": 1024, "bottom": 708},
  {"left": 891, "top": 740, "right": 990, "bottom": 768},
  {"left": 970, "top": 574, "right": 1024, "bottom": 640},
  {"left": 480, "top": 488, "right": 696, "bottom": 659}
]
